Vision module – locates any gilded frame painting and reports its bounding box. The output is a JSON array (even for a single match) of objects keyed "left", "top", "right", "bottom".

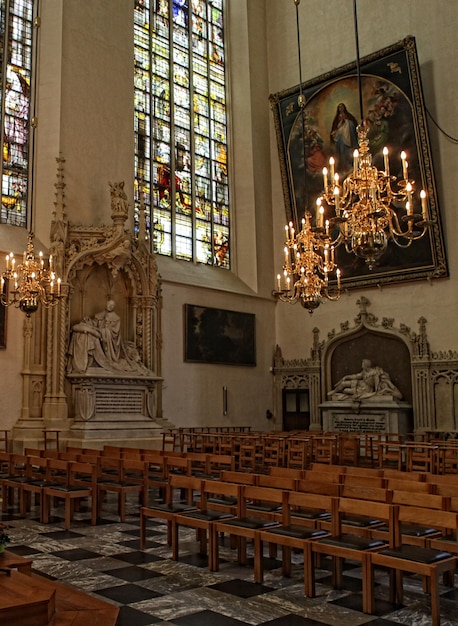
[
  {"left": 269, "top": 36, "right": 448, "bottom": 289},
  {"left": 184, "top": 304, "right": 256, "bottom": 366}
]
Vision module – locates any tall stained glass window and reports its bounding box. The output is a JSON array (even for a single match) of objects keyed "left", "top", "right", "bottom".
[
  {"left": 134, "top": 0, "right": 230, "bottom": 269},
  {"left": 0, "top": 0, "right": 34, "bottom": 227}
]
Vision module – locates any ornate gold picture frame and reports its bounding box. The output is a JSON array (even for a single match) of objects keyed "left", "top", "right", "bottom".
[{"left": 270, "top": 36, "right": 448, "bottom": 289}]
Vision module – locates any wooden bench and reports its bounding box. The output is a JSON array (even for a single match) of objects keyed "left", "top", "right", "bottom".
[
  {"left": 0, "top": 566, "right": 118, "bottom": 626},
  {"left": 0, "top": 549, "right": 33, "bottom": 575}
]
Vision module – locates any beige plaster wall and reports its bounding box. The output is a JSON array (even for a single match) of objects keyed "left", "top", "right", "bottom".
[
  {"left": 267, "top": 0, "right": 458, "bottom": 360},
  {"left": 1, "top": 0, "right": 455, "bottom": 435},
  {"left": 158, "top": 0, "right": 277, "bottom": 430},
  {"left": 0, "top": 0, "right": 279, "bottom": 434}
]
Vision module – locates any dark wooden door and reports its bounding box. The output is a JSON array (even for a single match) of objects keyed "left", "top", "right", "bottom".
[{"left": 282, "top": 389, "right": 310, "bottom": 431}]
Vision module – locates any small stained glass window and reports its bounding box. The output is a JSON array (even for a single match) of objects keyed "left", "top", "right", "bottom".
[{"left": 0, "top": 0, "right": 34, "bottom": 227}]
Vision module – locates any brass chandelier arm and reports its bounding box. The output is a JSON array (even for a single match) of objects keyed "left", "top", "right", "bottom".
[{"left": 1, "top": 233, "right": 62, "bottom": 316}]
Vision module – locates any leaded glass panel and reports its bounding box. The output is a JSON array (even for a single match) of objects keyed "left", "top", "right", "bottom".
[
  {"left": 0, "top": 0, "right": 34, "bottom": 227},
  {"left": 134, "top": 0, "right": 229, "bottom": 269}
]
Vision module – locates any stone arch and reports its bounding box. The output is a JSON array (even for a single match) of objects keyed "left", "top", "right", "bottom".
[{"left": 323, "top": 326, "right": 413, "bottom": 404}]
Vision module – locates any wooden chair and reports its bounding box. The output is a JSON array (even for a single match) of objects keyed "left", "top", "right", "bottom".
[
  {"left": 238, "top": 436, "right": 262, "bottom": 472},
  {"left": 0, "top": 430, "right": 9, "bottom": 453},
  {"left": 172, "top": 479, "right": 241, "bottom": 571},
  {"left": 212, "top": 485, "right": 284, "bottom": 575},
  {"left": 97, "top": 457, "right": 148, "bottom": 522},
  {"left": 367, "top": 506, "right": 458, "bottom": 625},
  {"left": 192, "top": 453, "right": 235, "bottom": 479},
  {"left": 296, "top": 478, "right": 342, "bottom": 500},
  {"left": 342, "top": 474, "right": 386, "bottom": 489},
  {"left": 0, "top": 451, "right": 11, "bottom": 478},
  {"left": 285, "top": 437, "right": 312, "bottom": 470},
  {"left": 43, "top": 460, "right": 97, "bottom": 528},
  {"left": 1, "top": 453, "right": 29, "bottom": 511},
  {"left": 370, "top": 491, "right": 449, "bottom": 547},
  {"left": 40, "top": 449, "right": 60, "bottom": 459},
  {"left": 311, "top": 436, "right": 338, "bottom": 465},
  {"left": 358, "top": 433, "right": 379, "bottom": 468},
  {"left": 377, "top": 435, "right": 405, "bottom": 470},
  {"left": 268, "top": 466, "right": 304, "bottom": 479},
  {"left": 58, "top": 450, "right": 82, "bottom": 462},
  {"left": 435, "top": 443, "right": 458, "bottom": 474},
  {"left": 338, "top": 433, "right": 361, "bottom": 466},
  {"left": 385, "top": 478, "right": 432, "bottom": 493},
  {"left": 80, "top": 447, "right": 102, "bottom": 458},
  {"left": 219, "top": 470, "right": 258, "bottom": 486},
  {"left": 425, "top": 472, "right": 458, "bottom": 488},
  {"left": 19, "top": 456, "right": 50, "bottom": 521},
  {"left": 306, "top": 496, "right": 398, "bottom": 614},
  {"left": 23, "top": 448, "right": 44, "bottom": 458},
  {"left": 162, "top": 429, "right": 181, "bottom": 452},
  {"left": 382, "top": 468, "right": 425, "bottom": 481},
  {"left": 344, "top": 464, "right": 383, "bottom": 477},
  {"left": 121, "top": 447, "right": 143, "bottom": 460},
  {"left": 256, "top": 474, "right": 297, "bottom": 494},
  {"left": 262, "top": 436, "right": 285, "bottom": 470},
  {"left": 303, "top": 468, "right": 343, "bottom": 484},
  {"left": 148, "top": 456, "right": 193, "bottom": 504},
  {"left": 42, "top": 429, "right": 60, "bottom": 451},
  {"left": 310, "top": 462, "right": 345, "bottom": 474},
  {"left": 338, "top": 485, "right": 394, "bottom": 537},
  {"left": 405, "top": 442, "right": 437, "bottom": 473},
  {"left": 102, "top": 445, "right": 123, "bottom": 458},
  {"left": 215, "top": 434, "right": 235, "bottom": 457},
  {"left": 253, "top": 491, "right": 337, "bottom": 584},
  {"left": 140, "top": 474, "right": 202, "bottom": 549},
  {"left": 64, "top": 446, "right": 84, "bottom": 455}
]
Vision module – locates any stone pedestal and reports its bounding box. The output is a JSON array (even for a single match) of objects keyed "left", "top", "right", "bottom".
[
  {"left": 320, "top": 399, "right": 413, "bottom": 433},
  {"left": 66, "top": 371, "right": 173, "bottom": 445}
]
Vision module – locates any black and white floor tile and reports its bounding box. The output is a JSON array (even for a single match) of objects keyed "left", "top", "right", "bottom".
[{"left": 2, "top": 494, "right": 458, "bottom": 626}]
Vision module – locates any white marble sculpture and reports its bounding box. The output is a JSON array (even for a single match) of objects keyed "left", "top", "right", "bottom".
[
  {"left": 328, "top": 358, "right": 402, "bottom": 401},
  {"left": 67, "top": 300, "right": 151, "bottom": 375}
]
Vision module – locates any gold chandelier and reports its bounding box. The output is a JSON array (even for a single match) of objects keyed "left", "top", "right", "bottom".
[
  {"left": 274, "top": 212, "right": 341, "bottom": 313},
  {"left": 318, "top": 0, "right": 431, "bottom": 270},
  {"left": 1, "top": 232, "right": 62, "bottom": 317},
  {"left": 274, "top": 0, "right": 432, "bottom": 311},
  {"left": 273, "top": 0, "right": 341, "bottom": 314}
]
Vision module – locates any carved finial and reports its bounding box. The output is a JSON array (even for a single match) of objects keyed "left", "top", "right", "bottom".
[
  {"left": 415, "top": 316, "right": 430, "bottom": 358},
  {"left": 53, "top": 154, "right": 66, "bottom": 223},
  {"left": 356, "top": 296, "right": 370, "bottom": 317},
  {"left": 109, "top": 181, "right": 130, "bottom": 233},
  {"left": 274, "top": 344, "right": 283, "bottom": 367},
  {"left": 137, "top": 178, "right": 147, "bottom": 242},
  {"left": 50, "top": 154, "right": 67, "bottom": 277},
  {"left": 311, "top": 327, "right": 322, "bottom": 361}
]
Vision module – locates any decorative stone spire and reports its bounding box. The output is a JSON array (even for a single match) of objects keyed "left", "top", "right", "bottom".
[
  {"left": 137, "top": 178, "right": 147, "bottom": 243},
  {"left": 49, "top": 154, "right": 67, "bottom": 277}
]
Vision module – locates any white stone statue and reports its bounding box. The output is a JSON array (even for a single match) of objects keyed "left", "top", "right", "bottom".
[
  {"left": 67, "top": 300, "right": 151, "bottom": 376},
  {"left": 328, "top": 358, "right": 402, "bottom": 401}
]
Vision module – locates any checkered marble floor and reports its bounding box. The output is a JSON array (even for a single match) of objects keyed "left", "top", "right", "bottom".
[{"left": 2, "top": 493, "right": 458, "bottom": 626}]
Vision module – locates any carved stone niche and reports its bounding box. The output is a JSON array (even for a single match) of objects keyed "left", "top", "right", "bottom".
[
  {"left": 55, "top": 179, "right": 174, "bottom": 445},
  {"left": 274, "top": 297, "right": 458, "bottom": 435},
  {"left": 320, "top": 297, "right": 414, "bottom": 433}
]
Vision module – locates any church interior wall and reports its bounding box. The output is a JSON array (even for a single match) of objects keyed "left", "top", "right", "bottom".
[
  {"left": 160, "top": 282, "right": 276, "bottom": 430},
  {"left": 268, "top": 0, "right": 458, "bottom": 364},
  {"left": 0, "top": 1, "right": 457, "bottom": 439}
]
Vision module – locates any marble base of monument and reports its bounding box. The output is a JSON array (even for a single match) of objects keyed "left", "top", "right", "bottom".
[
  {"left": 66, "top": 372, "right": 173, "bottom": 443},
  {"left": 320, "top": 399, "right": 413, "bottom": 433}
]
